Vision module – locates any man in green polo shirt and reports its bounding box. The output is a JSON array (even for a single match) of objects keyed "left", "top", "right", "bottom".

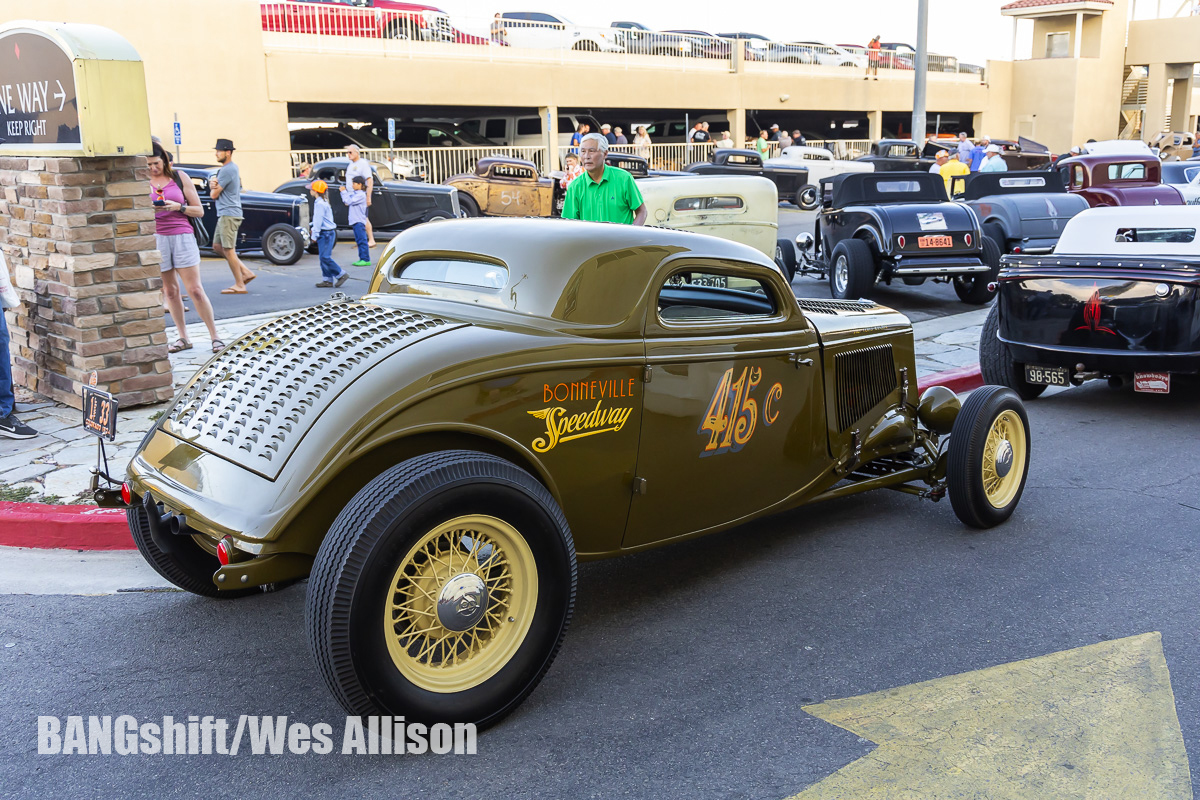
[{"left": 562, "top": 134, "right": 647, "bottom": 225}]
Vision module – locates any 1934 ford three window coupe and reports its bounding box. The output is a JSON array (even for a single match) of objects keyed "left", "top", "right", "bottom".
[{"left": 118, "top": 219, "right": 1031, "bottom": 727}]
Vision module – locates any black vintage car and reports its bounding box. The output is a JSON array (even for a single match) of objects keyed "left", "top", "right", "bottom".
[
  {"left": 856, "top": 139, "right": 938, "bottom": 172},
  {"left": 175, "top": 166, "right": 310, "bottom": 265},
  {"left": 981, "top": 206, "right": 1200, "bottom": 399},
  {"left": 274, "top": 158, "right": 460, "bottom": 239},
  {"left": 951, "top": 171, "right": 1089, "bottom": 255},
  {"left": 604, "top": 152, "right": 691, "bottom": 178},
  {"left": 683, "top": 149, "right": 809, "bottom": 205},
  {"left": 795, "top": 172, "right": 998, "bottom": 303}
]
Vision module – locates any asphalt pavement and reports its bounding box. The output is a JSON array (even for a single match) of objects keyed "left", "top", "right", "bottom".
[
  {"left": 185, "top": 209, "right": 974, "bottom": 328},
  {"left": 3, "top": 380, "right": 1198, "bottom": 798}
]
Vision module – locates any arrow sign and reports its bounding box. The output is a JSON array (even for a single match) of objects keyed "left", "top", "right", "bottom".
[
  {"left": 53, "top": 79, "right": 65, "bottom": 112},
  {"left": 789, "top": 633, "right": 1190, "bottom": 799}
]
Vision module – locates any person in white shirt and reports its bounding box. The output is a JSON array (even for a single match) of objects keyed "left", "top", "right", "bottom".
[
  {"left": 979, "top": 143, "right": 1008, "bottom": 172},
  {"left": 716, "top": 131, "right": 734, "bottom": 148},
  {"left": 344, "top": 145, "right": 376, "bottom": 247}
]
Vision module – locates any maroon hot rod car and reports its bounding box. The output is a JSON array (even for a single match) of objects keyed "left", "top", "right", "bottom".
[{"left": 1053, "top": 154, "right": 1184, "bottom": 208}]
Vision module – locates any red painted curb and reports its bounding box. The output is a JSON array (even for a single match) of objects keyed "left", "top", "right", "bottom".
[
  {"left": 7, "top": 364, "right": 985, "bottom": 552},
  {"left": 0, "top": 501, "right": 133, "bottom": 551},
  {"left": 918, "top": 363, "right": 984, "bottom": 395}
]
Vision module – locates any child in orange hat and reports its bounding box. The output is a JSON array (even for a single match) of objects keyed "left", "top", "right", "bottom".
[{"left": 310, "top": 179, "right": 347, "bottom": 288}]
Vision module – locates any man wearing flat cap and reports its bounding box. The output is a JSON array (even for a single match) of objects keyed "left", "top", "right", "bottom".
[{"left": 210, "top": 138, "right": 255, "bottom": 293}]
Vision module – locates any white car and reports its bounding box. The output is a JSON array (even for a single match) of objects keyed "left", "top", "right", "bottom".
[
  {"left": 499, "top": 12, "right": 623, "bottom": 52},
  {"left": 766, "top": 146, "right": 874, "bottom": 209},
  {"left": 1161, "top": 162, "right": 1200, "bottom": 204},
  {"left": 775, "top": 41, "right": 865, "bottom": 68}
]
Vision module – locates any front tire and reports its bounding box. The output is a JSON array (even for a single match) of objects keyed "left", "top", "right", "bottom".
[
  {"left": 305, "top": 451, "right": 577, "bottom": 727},
  {"left": 979, "top": 303, "right": 1046, "bottom": 400},
  {"left": 829, "top": 239, "right": 875, "bottom": 299},
  {"left": 458, "top": 194, "right": 481, "bottom": 218},
  {"left": 947, "top": 386, "right": 1031, "bottom": 528},
  {"left": 775, "top": 237, "right": 797, "bottom": 282},
  {"left": 262, "top": 223, "right": 303, "bottom": 265},
  {"left": 796, "top": 184, "right": 820, "bottom": 211},
  {"left": 953, "top": 235, "right": 1001, "bottom": 304}
]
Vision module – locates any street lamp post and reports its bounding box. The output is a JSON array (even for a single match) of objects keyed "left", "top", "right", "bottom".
[{"left": 911, "top": 0, "right": 929, "bottom": 148}]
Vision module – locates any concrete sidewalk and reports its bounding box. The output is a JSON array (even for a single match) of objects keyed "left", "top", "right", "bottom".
[{"left": 0, "top": 305, "right": 989, "bottom": 505}]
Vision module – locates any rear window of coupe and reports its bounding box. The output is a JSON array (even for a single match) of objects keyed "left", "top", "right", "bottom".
[
  {"left": 396, "top": 259, "right": 508, "bottom": 288},
  {"left": 999, "top": 176, "right": 1047, "bottom": 188},
  {"left": 1114, "top": 227, "right": 1196, "bottom": 244},
  {"left": 875, "top": 180, "right": 923, "bottom": 193},
  {"left": 1106, "top": 163, "right": 1147, "bottom": 181},
  {"left": 673, "top": 196, "right": 745, "bottom": 211}
]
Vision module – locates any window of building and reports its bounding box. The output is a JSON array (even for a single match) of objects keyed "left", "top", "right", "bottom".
[{"left": 1046, "top": 32, "right": 1070, "bottom": 58}]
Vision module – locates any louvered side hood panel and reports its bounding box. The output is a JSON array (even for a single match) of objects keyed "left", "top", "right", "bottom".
[{"left": 162, "top": 302, "right": 464, "bottom": 479}]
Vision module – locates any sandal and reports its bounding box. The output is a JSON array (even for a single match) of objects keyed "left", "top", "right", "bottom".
[
  {"left": 168, "top": 339, "right": 192, "bottom": 353},
  {"left": 211, "top": 339, "right": 226, "bottom": 354}
]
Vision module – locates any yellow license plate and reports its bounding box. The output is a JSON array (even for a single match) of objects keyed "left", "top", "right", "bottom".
[{"left": 918, "top": 235, "right": 953, "bottom": 248}]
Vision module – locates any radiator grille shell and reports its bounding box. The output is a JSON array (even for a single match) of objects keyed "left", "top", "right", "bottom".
[{"left": 834, "top": 344, "right": 897, "bottom": 431}]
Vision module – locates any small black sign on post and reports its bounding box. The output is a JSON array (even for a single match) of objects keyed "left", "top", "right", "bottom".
[{"left": 82, "top": 385, "right": 118, "bottom": 441}]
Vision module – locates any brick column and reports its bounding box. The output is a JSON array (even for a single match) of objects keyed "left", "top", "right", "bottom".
[{"left": 0, "top": 155, "right": 173, "bottom": 410}]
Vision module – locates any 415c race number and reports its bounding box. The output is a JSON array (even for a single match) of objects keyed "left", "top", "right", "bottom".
[{"left": 698, "top": 366, "right": 783, "bottom": 456}]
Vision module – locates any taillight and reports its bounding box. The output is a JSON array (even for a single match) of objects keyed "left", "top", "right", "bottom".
[
  {"left": 965, "top": 233, "right": 972, "bottom": 247},
  {"left": 120, "top": 483, "right": 132, "bottom": 506},
  {"left": 217, "top": 537, "right": 233, "bottom": 566},
  {"left": 1012, "top": 246, "right": 1022, "bottom": 254},
  {"left": 897, "top": 235, "right": 906, "bottom": 249}
]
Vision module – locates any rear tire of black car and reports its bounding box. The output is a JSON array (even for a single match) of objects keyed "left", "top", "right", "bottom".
[
  {"left": 947, "top": 386, "right": 1031, "bottom": 529},
  {"left": 796, "top": 184, "right": 820, "bottom": 211},
  {"left": 305, "top": 451, "right": 577, "bottom": 727},
  {"left": 953, "top": 235, "right": 1001, "bottom": 304},
  {"left": 458, "top": 195, "right": 480, "bottom": 217},
  {"left": 128, "top": 504, "right": 259, "bottom": 599},
  {"left": 979, "top": 303, "right": 1046, "bottom": 400},
  {"left": 422, "top": 210, "right": 455, "bottom": 224},
  {"left": 982, "top": 222, "right": 1007, "bottom": 254},
  {"left": 775, "top": 238, "right": 797, "bottom": 282},
  {"left": 262, "top": 223, "right": 304, "bottom": 266},
  {"left": 829, "top": 239, "right": 875, "bottom": 299}
]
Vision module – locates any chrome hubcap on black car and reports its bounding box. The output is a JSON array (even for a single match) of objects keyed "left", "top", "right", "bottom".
[
  {"left": 268, "top": 231, "right": 295, "bottom": 260},
  {"left": 834, "top": 255, "right": 849, "bottom": 294}
]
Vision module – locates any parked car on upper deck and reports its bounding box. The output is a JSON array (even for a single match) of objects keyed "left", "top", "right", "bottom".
[
  {"left": 444, "top": 156, "right": 562, "bottom": 217},
  {"left": 795, "top": 172, "right": 998, "bottom": 303},
  {"left": 1160, "top": 161, "right": 1200, "bottom": 204},
  {"left": 275, "top": 157, "right": 459, "bottom": 235},
  {"left": 981, "top": 206, "right": 1200, "bottom": 398},
  {"left": 260, "top": 0, "right": 485, "bottom": 43},
  {"left": 769, "top": 41, "right": 865, "bottom": 68},
  {"left": 175, "top": 166, "right": 310, "bottom": 265},
  {"left": 118, "top": 217, "right": 1030, "bottom": 728},
  {"left": 949, "top": 171, "right": 1089, "bottom": 256},
  {"left": 770, "top": 145, "right": 874, "bottom": 210},
  {"left": 715, "top": 32, "right": 771, "bottom": 61},
  {"left": 880, "top": 41, "right": 957, "bottom": 72},
  {"left": 499, "top": 12, "right": 623, "bottom": 51},
  {"left": 610, "top": 21, "right": 693, "bottom": 56},
  {"left": 683, "top": 148, "right": 810, "bottom": 206},
  {"left": 1053, "top": 153, "right": 1185, "bottom": 207},
  {"left": 662, "top": 30, "right": 730, "bottom": 59},
  {"left": 839, "top": 43, "right": 912, "bottom": 69}
]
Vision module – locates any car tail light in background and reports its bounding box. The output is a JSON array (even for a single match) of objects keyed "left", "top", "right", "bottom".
[
  {"left": 1013, "top": 246, "right": 1022, "bottom": 254},
  {"left": 897, "top": 235, "right": 906, "bottom": 249},
  {"left": 965, "top": 233, "right": 972, "bottom": 247}
]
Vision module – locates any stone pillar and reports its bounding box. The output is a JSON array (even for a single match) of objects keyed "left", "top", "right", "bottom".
[
  {"left": 0, "top": 155, "right": 174, "bottom": 410},
  {"left": 868, "top": 110, "right": 884, "bottom": 143},
  {"left": 540, "top": 105, "right": 560, "bottom": 172}
]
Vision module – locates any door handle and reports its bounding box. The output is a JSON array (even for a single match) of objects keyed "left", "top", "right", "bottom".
[{"left": 789, "top": 353, "right": 814, "bottom": 368}]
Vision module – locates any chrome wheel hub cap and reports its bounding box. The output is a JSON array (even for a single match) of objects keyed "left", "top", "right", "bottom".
[
  {"left": 834, "top": 256, "right": 849, "bottom": 294},
  {"left": 436, "top": 573, "right": 489, "bottom": 632},
  {"left": 994, "top": 439, "right": 1014, "bottom": 479}
]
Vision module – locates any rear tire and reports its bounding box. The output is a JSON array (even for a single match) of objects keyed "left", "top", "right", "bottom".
[
  {"left": 458, "top": 194, "right": 480, "bottom": 218},
  {"left": 422, "top": 210, "right": 455, "bottom": 224},
  {"left": 982, "top": 222, "right": 1007, "bottom": 254},
  {"left": 829, "top": 239, "right": 875, "bottom": 299},
  {"left": 979, "top": 303, "right": 1046, "bottom": 400},
  {"left": 775, "top": 237, "right": 797, "bottom": 282},
  {"left": 128, "top": 504, "right": 258, "bottom": 598},
  {"left": 305, "top": 451, "right": 576, "bottom": 727},
  {"left": 947, "top": 386, "right": 1031, "bottom": 528},
  {"left": 953, "top": 235, "right": 1001, "bottom": 304},
  {"left": 796, "top": 184, "right": 820, "bottom": 211}
]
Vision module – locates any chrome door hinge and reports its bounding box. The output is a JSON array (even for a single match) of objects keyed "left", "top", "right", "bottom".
[
  {"left": 632, "top": 477, "right": 648, "bottom": 495},
  {"left": 643, "top": 365, "right": 652, "bottom": 383}
]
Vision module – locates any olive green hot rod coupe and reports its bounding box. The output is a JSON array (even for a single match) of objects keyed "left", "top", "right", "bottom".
[{"left": 117, "top": 219, "right": 1031, "bottom": 727}]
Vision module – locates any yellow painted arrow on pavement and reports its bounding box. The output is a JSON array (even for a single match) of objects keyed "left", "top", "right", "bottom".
[{"left": 790, "top": 632, "right": 1192, "bottom": 799}]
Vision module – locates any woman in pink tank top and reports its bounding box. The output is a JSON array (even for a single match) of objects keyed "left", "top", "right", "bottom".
[{"left": 148, "top": 143, "right": 224, "bottom": 354}]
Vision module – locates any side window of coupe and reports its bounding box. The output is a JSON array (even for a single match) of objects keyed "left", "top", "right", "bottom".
[
  {"left": 1071, "top": 165, "right": 1084, "bottom": 187},
  {"left": 658, "top": 269, "right": 777, "bottom": 322}
]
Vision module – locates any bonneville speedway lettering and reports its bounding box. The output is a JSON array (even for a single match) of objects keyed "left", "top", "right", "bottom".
[{"left": 528, "top": 401, "right": 634, "bottom": 453}]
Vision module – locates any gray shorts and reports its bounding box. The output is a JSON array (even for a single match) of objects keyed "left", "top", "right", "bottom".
[{"left": 157, "top": 232, "right": 201, "bottom": 272}]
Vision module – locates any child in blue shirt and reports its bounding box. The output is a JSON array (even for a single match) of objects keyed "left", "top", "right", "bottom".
[
  {"left": 340, "top": 176, "right": 372, "bottom": 267},
  {"left": 309, "top": 179, "right": 347, "bottom": 288}
]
